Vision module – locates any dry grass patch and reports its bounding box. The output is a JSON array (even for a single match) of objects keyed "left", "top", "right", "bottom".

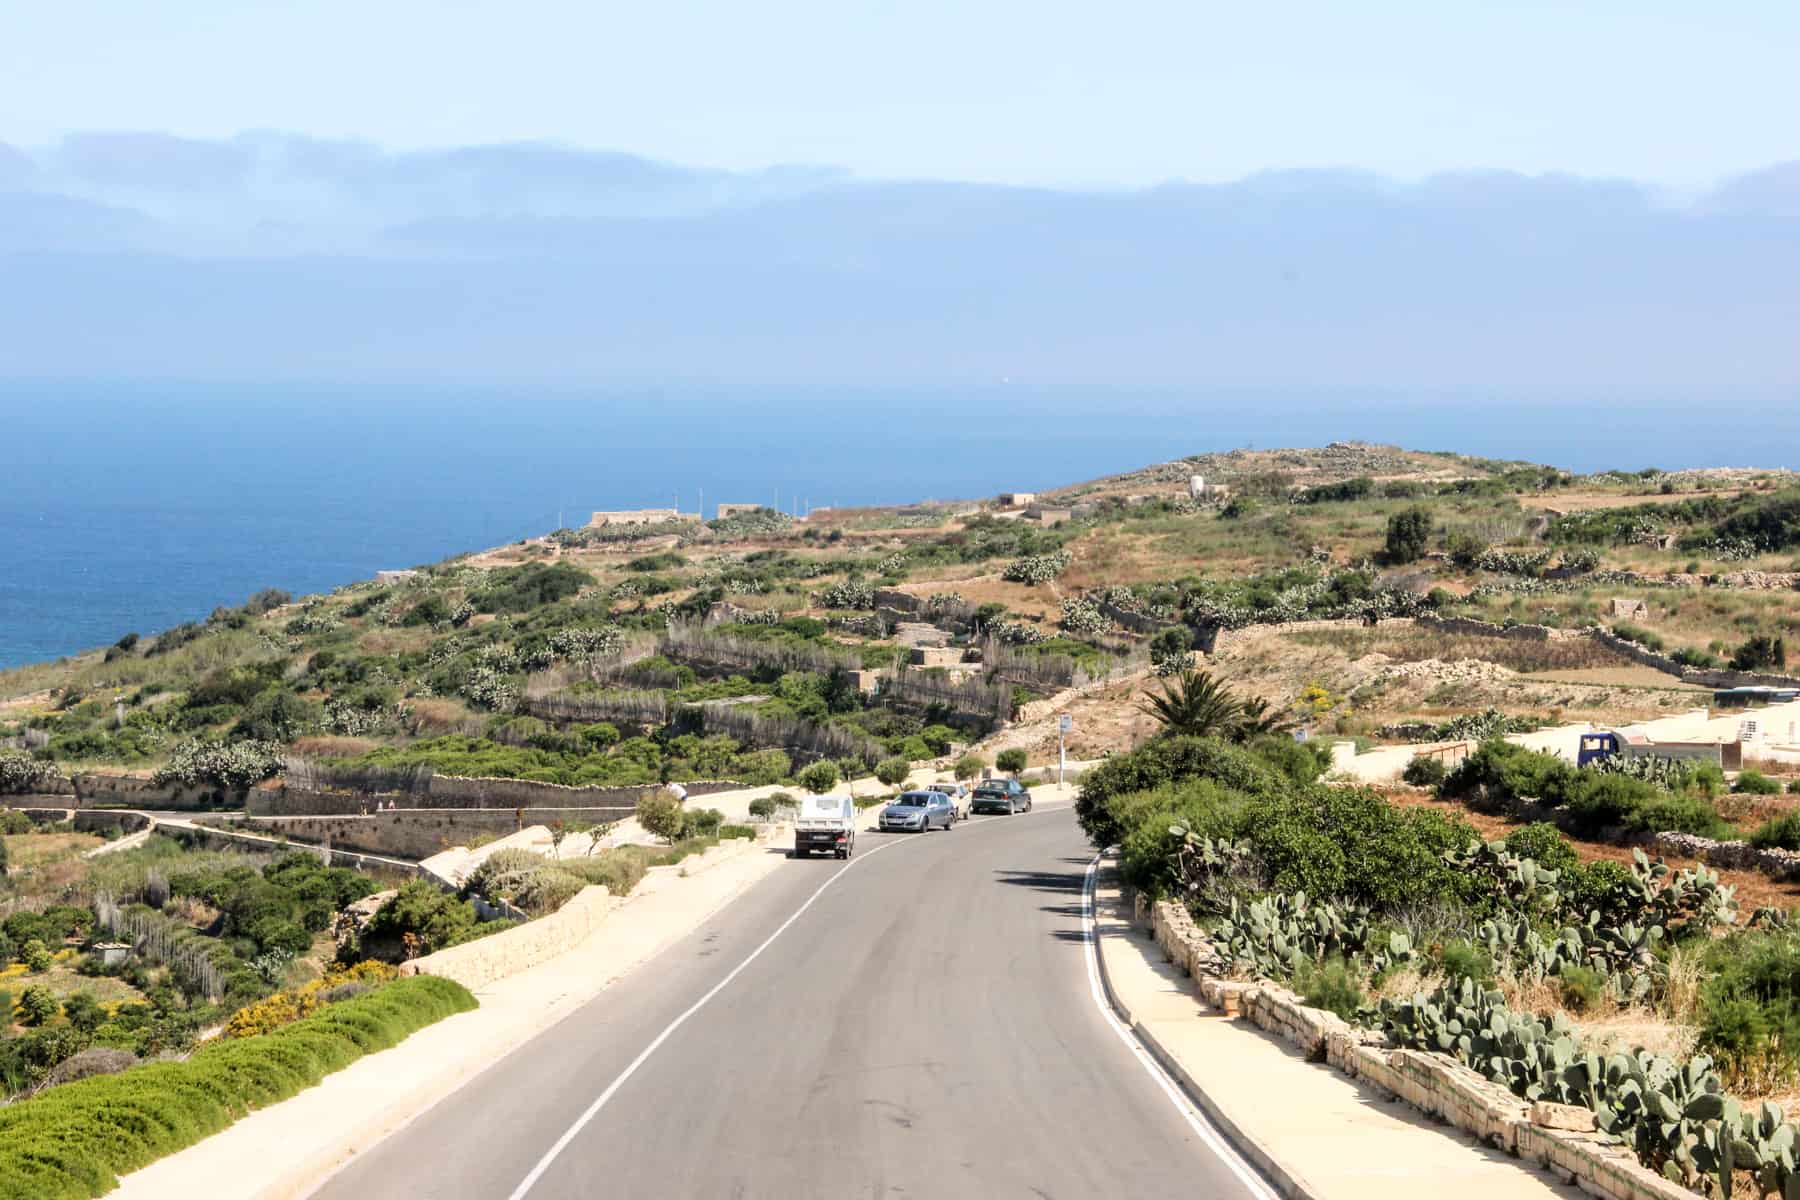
[{"left": 288, "top": 735, "right": 379, "bottom": 758}]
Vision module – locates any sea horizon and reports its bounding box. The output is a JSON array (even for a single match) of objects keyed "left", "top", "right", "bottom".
[{"left": 2, "top": 378, "right": 1796, "bottom": 670}]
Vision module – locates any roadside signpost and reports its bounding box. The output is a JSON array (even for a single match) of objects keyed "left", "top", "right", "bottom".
[{"left": 1058, "top": 713, "right": 1073, "bottom": 785}]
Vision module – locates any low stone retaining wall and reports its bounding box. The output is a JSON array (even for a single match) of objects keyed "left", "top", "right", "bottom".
[
  {"left": 218, "top": 808, "right": 639, "bottom": 860},
  {"left": 1138, "top": 885, "right": 1696, "bottom": 1200},
  {"left": 402, "top": 837, "right": 759, "bottom": 991},
  {"left": 247, "top": 778, "right": 742, "bottom": 818},
  {"left": 402, "top": 885, "right": 622, "bottom": 991},
  {"left": 165, "top": 821, "right": 438, "bottom": 880},
  {"left": 1464, "top": 793, "right": 1800, "bottom": 884}
]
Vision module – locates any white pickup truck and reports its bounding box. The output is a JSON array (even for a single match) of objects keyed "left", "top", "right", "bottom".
[{"left": 793, "top": 793, "right": 857, "bottom": 859}]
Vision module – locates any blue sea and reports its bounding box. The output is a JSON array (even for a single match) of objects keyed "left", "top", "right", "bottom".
[{"left": 2, "top": 380, "right": 1796, "bottom": 670}]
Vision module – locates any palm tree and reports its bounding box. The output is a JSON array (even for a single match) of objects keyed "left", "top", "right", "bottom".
[
  {"left": 1137, "top": 668, "right": 1244, "bottom": 739},
  {"left": 1232, "top": 695, "right": 1297, "bottom": 743}
]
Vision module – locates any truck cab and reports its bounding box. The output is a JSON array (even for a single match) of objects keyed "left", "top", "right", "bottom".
[
  {"left": 793, "top": 794, "right": 856, "bottom": 860},
  {"left": 1577, "top": 732, "right": 1620, "bottom": 767}
]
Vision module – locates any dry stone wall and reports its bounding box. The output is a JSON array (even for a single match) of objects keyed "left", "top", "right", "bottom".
[{"left": 1138, "top": 886, "right": 1697, "bottom": 1200}]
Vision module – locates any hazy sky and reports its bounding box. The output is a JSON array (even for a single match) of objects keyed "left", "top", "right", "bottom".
[{"left": 4, "top": 2, "right": 1797, "bottom": 188}]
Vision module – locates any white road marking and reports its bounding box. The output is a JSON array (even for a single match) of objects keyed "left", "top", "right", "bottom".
[
  {"left": 1080, "top": 853, "right": 1279, "bottom": 1200},
  {"left": 507, "top": 805, "right": 1065, "bottom": 1199}
]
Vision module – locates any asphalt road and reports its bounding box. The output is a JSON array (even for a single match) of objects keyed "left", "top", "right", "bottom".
[{"left": 312, "top": 807, "right": 1271, "bottom": 1200}]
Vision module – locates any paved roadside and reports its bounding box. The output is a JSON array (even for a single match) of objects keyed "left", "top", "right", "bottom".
[
  {"left": 1090, "top": 862, "right": 1583, "bottom": 1200},
  {"left": 313, "top": 801, "right": 1266, "bottom": 1200},
  {"left": 108, "top": 837, "right": 796, "bottom": 1200}
]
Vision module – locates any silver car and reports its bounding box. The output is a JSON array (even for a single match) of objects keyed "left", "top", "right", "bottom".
[{"left": 879, "top": 790, "right": 956, "bottom": 833}]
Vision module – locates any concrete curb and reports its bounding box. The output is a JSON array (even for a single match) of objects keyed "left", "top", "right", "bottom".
[{"left": 1090, "top": 854, "right": 1321, "bottom": 1200}]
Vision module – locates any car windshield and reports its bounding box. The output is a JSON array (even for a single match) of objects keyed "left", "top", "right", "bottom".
[{"left": 892, "top": 795, "right": 932, "bottom": 807}]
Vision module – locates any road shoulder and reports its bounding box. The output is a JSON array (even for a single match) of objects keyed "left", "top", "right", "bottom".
[
  {"left": 1090, "top": 859, "right": 1583, "bottom": 1200},
  {"left": 107, "top": 840, "right": 795, "bottom": 1200}
]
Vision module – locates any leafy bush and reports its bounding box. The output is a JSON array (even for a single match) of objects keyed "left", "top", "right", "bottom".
[
  {"left": 1243, "top": 785, "right": 1476, "bottom": 910},
  {"left": 18, "top": 985, "right": 59, "bottom": 1027},
  {"left": 1698, "top": 928, "right": 1800, "bottom": 1088},
  {"left": 996, "top": 748, "right": 1028, "bottom": 776},
  {"left": 1001, "top": 551, "right": 1072, "bottom": 585},
  {"left": 22, "top": 939, "right": 53, "bottom": 973},
  {"left": 1437, "top": 940, "right": 1494, "bottom": 988},
  {"left": 0, "top": 976, "right": 475, "bottom": 1200},
  {"left": 796, "top": 761, "right": 839, "bottom": 794},
  {"left": 1749, "top": 811, "right": 1800, "bottom": 851},
  {"left": 1294, "top": 958, "right": 1366, "bottom": 1021},
  {"left": 678, "top": 807, "right": 724, "bottom": 839},
  {"left": 1499, "top": 823, "right": 1579, "bottom": 873},
  {"left": 1733, "top": 769, "right": 1783, "bottom": 795},
  {"left": 0, "top": 752, "right": 65, "bottom": 795},
  {"left": 1076, "top": 736, "right": 1280, "bottom": 847},
  {"left": 1611, "top": 622, "right": 1664, "bottom": 652},
  {"left": 874, "top": 757, "right": 910, "bottom": 787},
  {"left": 953, "top": 753, "right": 985, "bottom": 782},
  {"left": 1401, "top": 755, "right": 1447, "bottom": 788},
  {"left": 473, "top": 562, "right": 592, "bottom": 614},
  {"left": 360, "top": 882, "right": 481, "bottom": 959},
  {"left": 559, "top": 852, "right": 649, "bottom": 897},
  {"left": 635, "top": 792, "right": 684, "bottom": 843},
  {"left": 1383, "top": 507, "right": 1432, "bottom": 564},
  {"left": 152, "top": 739, "right": 285, "bottom": 790},
  {"left": 1556, "top": 964, "right": 1609, "bottom": 1014},
  {"left": 1730, "top": 634, "right": 1787, "bottom": 672}
]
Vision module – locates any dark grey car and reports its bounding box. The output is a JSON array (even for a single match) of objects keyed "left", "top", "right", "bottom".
[{"left": 879, "top": 790, "right": 956, "bottom": 832}]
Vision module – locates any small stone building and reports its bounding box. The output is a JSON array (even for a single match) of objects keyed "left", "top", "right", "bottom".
[
  {"left": 588, "top": 509, "right": 700, "bottom": 527},
  {"left": 1609, "top": 598, "right": 1650, "bottom": 620}
]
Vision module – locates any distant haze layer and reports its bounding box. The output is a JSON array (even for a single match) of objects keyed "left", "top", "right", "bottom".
[{"left": 0, "top": 134, "right": 1797, "bottom": 387}]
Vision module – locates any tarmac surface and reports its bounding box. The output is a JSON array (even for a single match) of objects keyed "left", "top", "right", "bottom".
[{"left": 312, "top": 806, "right": 1268, "bottom": 1200}]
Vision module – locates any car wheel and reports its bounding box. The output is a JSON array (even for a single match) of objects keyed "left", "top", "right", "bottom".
[{"left": 794, "top": 847, "right": 808, "bottom": 859}]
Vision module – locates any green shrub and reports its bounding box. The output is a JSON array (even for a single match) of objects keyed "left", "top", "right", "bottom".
[
  {"left": 1383, "top": 507, "right": 1432, "bottom": 564},
  {"left": 1115, "top": 780, "right": 1253, "bottom": 894},
  {"left": 1295, "top": 958, "right": 1366, "bottom": 1022},
  {"left": 874, "top": 757, "right": 910, "bottom": 787},
  {"left": 1734, "top": 769, "right": 1783, "bottom": 795},
  {"left": 635, "top": 792, "right": 684, "bottom": 843},
  {"left": 361, "top": 882, "right": 480, "bottom": 958},
  {"left": 678, "top": 808, "right": 724, "bottom": 839},
  {"left": 796, "top": 761, "right": 839, "bottom": 794},
  {"left": 1561, "top": 859, "right": 1635, "bottom": 918},
  {"left": 1498, "top": 823, "right": 1579, "bottom": 873},
  {"left": 1556, "top": 964, "right": 1609, "bottom": 1014},
  {"left": 1401, "top": 755, "right": 1447, "bottom": 788},
  {"left": 996, "top": 748, "right": 1028, "bottom": 776},
  {"left": 718, "top": 824, "right": 754, "bottom": 840},
  {"left": 1438, "top": 940, "right": 1495, "bottom": 988},
  {"left": 1076, "top": 736, "right": 1281, "bottom": 847},
  {"left": 1750, "top": 811, "right": 1800, "bottom": 851},
  {"left": 1729, "top": 635, "right": 1787, "bottom": 672},
  {"left": 17, "top": 985, "right": 59, "bottom": 1027},
  {"left": 560, "top": 851, "right": 649, "bottom": 897},
  {"left": 1440, "top": 739, "right": 1577, "bottom": 808},
  {"left": 0, "top": 976, "right": 475, "bottom": 1200},
  {"left": 22, "top": 939, "right": 53, "bottom": 973},
  {"left": 1698, "top": 928, "right": 1800, "bottom": 1088},
  {"left": 953, "top": 753, "right": 985, "bottom": 782},
  {"left": 1244, "top": 785, "right": 1476, "bottom": 910},
  {"left": 1611, "top": 622, "right": 1665, "bottom": 652},
  {"left": 512, "top": 867, "right": 586, "bottom": 916}
]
